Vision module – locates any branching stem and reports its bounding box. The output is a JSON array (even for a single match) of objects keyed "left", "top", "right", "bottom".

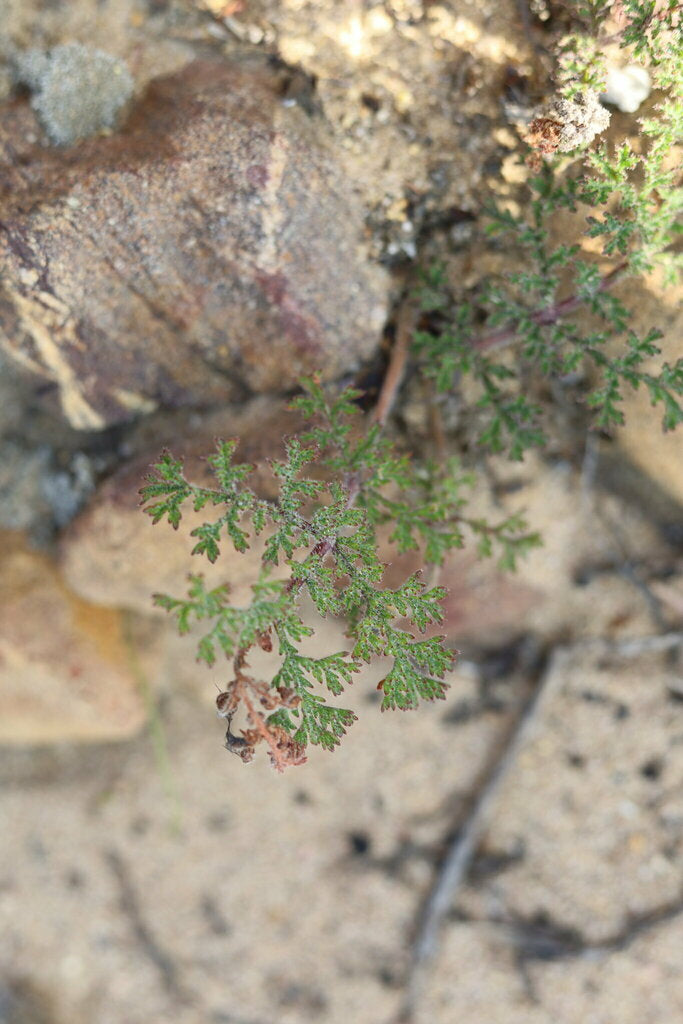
[
  {"left": 221, "top": 296, "right": 419, "bottom": 765},
  {"left": 473, "top": 260, "right": 628, "bottom": 354}
]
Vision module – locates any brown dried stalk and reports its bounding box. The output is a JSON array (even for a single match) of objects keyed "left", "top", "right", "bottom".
[{"left": 396, "top": 650, "right": 566, "bottom": 1023}]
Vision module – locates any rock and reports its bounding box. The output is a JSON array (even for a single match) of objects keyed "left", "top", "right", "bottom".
[
  {"left": 602, "top": 65, "right": 652, "bottom": 114},
  {"left": 0, "top": 57, "right": 388, "bottom": 430},
  {"left": 0, "top": 346, "right": 32, "bottom": 435},
  {"left": 60, "top": 400, "right": 294, "bottom": 614},
  {"left": 8, "top": 47, "right": 50, "bottom": 90},
  {"left": 40, "top": 451, "right": 96, "bottom": 528},
  {"left": 527, "top": 90, "right": 610, "bottom": 158},
  {"left": 0, "top": 441, "right": 96, "bottom": 538},
  {"left": 0, "top": 532, "right": 147, "bottom": 743},
  {"left": 0, "top": 442, "right": 52, "bottom": 532}
]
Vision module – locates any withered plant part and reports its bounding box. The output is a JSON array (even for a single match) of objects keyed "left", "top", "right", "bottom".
[{"left": 527, "top": 90, "right": 611, "bottom": 163}]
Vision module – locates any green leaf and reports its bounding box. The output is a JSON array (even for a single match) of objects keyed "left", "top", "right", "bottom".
[
  {"left": 140, "top": 451, "right": 192, "bottom": 528},
  {"left": 379, "top": 639, "right": 453, "bottom": 711},
  {"left": 285, "top": 694, "right": 357, "bottom": 750}
]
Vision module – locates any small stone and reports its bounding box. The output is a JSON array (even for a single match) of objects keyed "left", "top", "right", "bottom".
[
  {"left": 41, "top": 452, "right": 95, "bottom": 528},
  {"left": 60, "top": 401, "right": 294, "bottom": 614},
  {"left": 602, "top": 65, "right": 652, "bottom": 114},
  {"left": 0, "top": 442, "right": 52, "bottom": 532},
  {"left": 0, "top": 532, "right": 147, "bottom": 743},
  {"left": 527, "top": 90, "right": 610, "bottom": 157},
  {"left": 10, "top": 47, "right": 50, "bottom": 91}
]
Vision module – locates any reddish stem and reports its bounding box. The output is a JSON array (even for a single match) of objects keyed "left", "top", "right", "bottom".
[
  {"left": 372, "top": 298, "right": 418, "bottom": 427},
  {"left": 224, "top": 298, "right": 414, "bottom": 759},
  {"left": 473, "top": 261, "right": 628, "bottom": 353}
]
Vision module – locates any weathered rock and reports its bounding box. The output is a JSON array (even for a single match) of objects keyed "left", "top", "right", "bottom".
[
  {"left": 0, "top": 57, "right": 388, "bottom": 429},
  {"left": 12, "top": 43, "right": 135, "bottom": 145},
  {"left": 602, "top": 64, "right": 652, "bottom": 114},
  {"left": 0, "top": 441, "right": 51, "bottom": 531},
  {"left": 60, "top": 400, "right": 294, "bottom": 614},
  {"left": 0, "top": 531, "right": 147, "bottom": 743}
]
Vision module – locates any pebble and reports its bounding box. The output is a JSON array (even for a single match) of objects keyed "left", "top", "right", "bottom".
[{"left": 602, "top": 65, "right": 652, "bottom": 114}]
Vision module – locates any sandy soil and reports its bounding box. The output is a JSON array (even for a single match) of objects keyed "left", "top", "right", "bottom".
[{"left": 2, "top": 2, "right": 683, "bottom": 1024}]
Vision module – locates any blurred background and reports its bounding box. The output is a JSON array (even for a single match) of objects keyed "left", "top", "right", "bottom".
[{"left": 1, "top": 1, "right": 683, "bottom": 1022}]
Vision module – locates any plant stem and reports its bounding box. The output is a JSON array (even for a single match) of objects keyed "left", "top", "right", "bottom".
[
  {"left": 372, "top": 298, "right": 418, "bottom": 427},
  {"left": 284, "top": 297, "right": 416, "bottom": 592},
  {"left": 222, "top": 295, "right": 419, "bottom": 761},
  {"left": 473, "top": 261, "right": 628, "bottom": 353}
]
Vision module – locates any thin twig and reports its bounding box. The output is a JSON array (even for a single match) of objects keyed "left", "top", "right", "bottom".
[
  {"left": 596, "top": 504, "right": 668, "bottom": 632},
  {"left": 396, "top": 629, "right": 683, "bottom": 1020},
  {"left": 580, "top": 431, "right": 600, "bottom": 515},
  {"left": 286, "top": 294, "right": 414, "bottom": 601},
  {"left": 397, "top": 653, "right": 567, "bottom": 1023},
  {"left": 106, "top": 848, "right": 191, "bottom": 1002},
  {"left": 427, "top": 388, "right": 448, "bottom": 465},
  {"left": 462, "top": 892, "right": 683, "bottom": 960},
  {"left": 372, "top": 299, "right": 418, "bottom": 428},
  {"left": 602, "top": 632, "right": 683, "bottom": 657},
  {"left": 473, "top": 262, "right": 628, "bottom": 354},
  {"left": 515, "top": 0, "right": 547, "bottom": 54}
]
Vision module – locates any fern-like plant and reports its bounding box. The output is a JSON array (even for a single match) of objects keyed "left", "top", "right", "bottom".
[
  {"left": 141, "top": 0, "right": 681, "bottom": 769},
  {"left": 140, "top": 373, "right": 537, "bottom": 769}
]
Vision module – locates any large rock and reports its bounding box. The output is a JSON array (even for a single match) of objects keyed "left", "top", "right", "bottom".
[
  {"left": 60, "top": 400, "right": 294, "bottom": 614},
  {"left": 0, "top": 56, "right": 388, "bottom": 429},
  {"left": 0, "top": 532, "right": 147, "bottom": 743}
]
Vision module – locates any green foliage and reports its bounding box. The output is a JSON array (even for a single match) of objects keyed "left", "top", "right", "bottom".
[
  {"left": 413, "top": 2, "right": 682, "bottom": 461},
  {"left": 141, "top": 377, "right": 541, "bottom": 765},
  {"left": 140, "top": 0, "right": 680, "bottom": 768}
]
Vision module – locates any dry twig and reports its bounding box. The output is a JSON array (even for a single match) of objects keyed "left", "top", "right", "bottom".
[
  {"left": 397, "top": 652, "right": 567, "bottom": 1023},
  {"left": 396, "top": 628, "right": 683, "bottom": 1020},
  {"left": 372, "top": 299, "right": 417, "bottom": 428}
]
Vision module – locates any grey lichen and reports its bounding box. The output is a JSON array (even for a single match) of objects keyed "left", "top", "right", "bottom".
[
  {"left": 527, "top": 90, "right": 611, "bottom": 158},
  {"left": 546, "top": 91, "right": 611, "bottom": 150},
  {"left": 12, "top": 43, "right": 134, "bottom": 146},
  {"left": 11, "top": 48, "right": 51, "bottom": 91}
]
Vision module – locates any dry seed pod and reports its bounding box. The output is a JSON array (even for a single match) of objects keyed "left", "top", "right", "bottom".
[{"left": 527, "top": 90, "right": 610, "bottom": 160}]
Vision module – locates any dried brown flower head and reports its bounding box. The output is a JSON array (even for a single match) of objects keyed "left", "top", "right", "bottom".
[{"left": 527, "top": 90, "right": 611, "bottom": 167}]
